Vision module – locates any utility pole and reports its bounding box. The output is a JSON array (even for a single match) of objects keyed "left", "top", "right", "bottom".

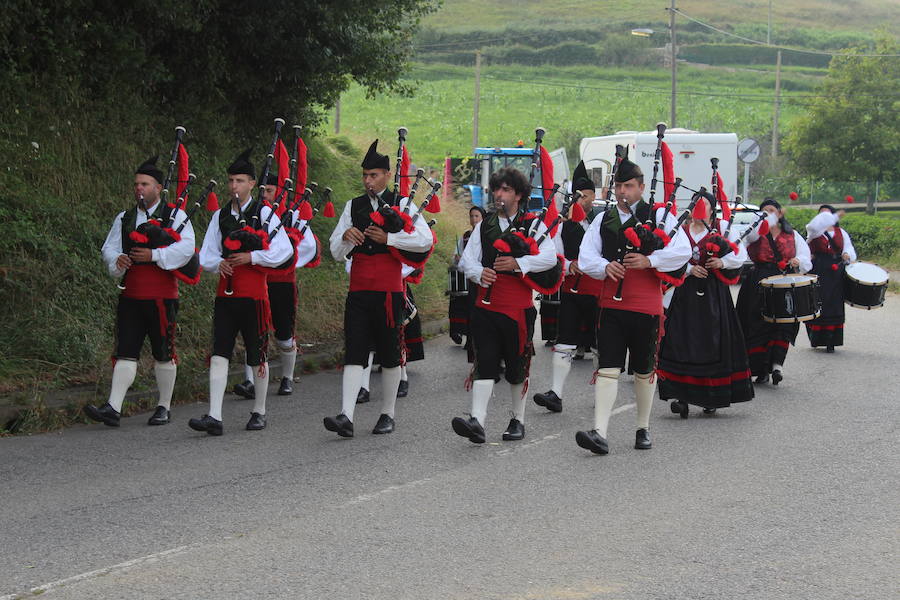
[
  {"left": 767, "top": 0, "right": 772, "bottom": 45},
  {"left": 473, "top": 51, "right": 482, "bottom": 149},
  {"left": 772, "top": 50, "right": 782, "bottom": 159},
  {"left": 334, "top": 97, "right": 340, "bottom": 135},
  {"left": 669, "top": 0, "right": 677, "bottom": 127}
]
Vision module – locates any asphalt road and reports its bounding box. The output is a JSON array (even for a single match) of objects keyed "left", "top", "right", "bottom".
[{"left": 1, "top": 296, "right": 897, "bottom": 599}]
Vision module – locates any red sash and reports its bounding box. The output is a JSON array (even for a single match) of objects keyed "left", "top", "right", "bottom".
[
  {"left": 349, "top": 253, "right": 403, "bottom": 292},
  {"left": 598, "top": 268, "right": 664, "bottom": 315},
  {"left": 216, "top": 264, "right": 269, "bottom": 299},
  {"left": 476, "top": 274, "right": 534, "bottom": 352},
  {"left": 122, "top": 264, "right": 178, "bottom": 300},
  {"left": 562, "top": 272, "right": 603, "bottom": 296}
]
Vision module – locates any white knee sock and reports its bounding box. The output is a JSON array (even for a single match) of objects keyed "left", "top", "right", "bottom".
[
  {"left": 243, "top": 363, "right": 253, "bottom": 383},
  {"left": 154, "top": 360, "right": 177, "bottom": 410},
  {"left": 380, "top": 366, "right": 402, "bottom": 418},
  {"left": 593, "top": 368, "right": 620, "bottom": 437},
  {"left": 341, "top": 365, "right": 364, "bottom": 422},
  {"left": 107, "top": 360, "right": 137, "bottom": 413},
  {"left": 400, "top": 364, "right": 408, "bottom": 382},
  {"left": 510, "top": 382, "right": 526, "bottom": 423},
  {"left": 209, "top": 356, "right": 229, "bottom": 421},
  {"left": 633, "top": 371, "right": 656, "bottom": 430},
  {"left": 276, "top": 338, "right": 296, "bottom": 381},
  {"left": 471, "top": 379, "right": 493, "bottom": 427},
  {"left": 773, "top": 363, "right": 783, "bottom": 372},
  {"left": 551, "top": 345, "right": 575, "bottom": 397},
  {"left": 252, "top": 362, "right": 269, "bottom": 415},
  {"left": 360, "top": 351, "right": 375, "bottom": 391}
]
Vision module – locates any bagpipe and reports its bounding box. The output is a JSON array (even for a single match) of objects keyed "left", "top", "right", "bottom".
[
  {"left": 693, "top": 158, "right": 742, "bottom": 293},
  {"left": 118, "top": 126, "right": 211, "bottom": 289}
]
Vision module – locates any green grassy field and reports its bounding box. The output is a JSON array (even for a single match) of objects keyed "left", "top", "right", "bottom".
[{"left": 328, "top": 61, "right": 813, "bottom": 166}]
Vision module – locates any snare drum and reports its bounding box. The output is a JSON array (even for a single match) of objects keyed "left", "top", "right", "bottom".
[
  {"left": 758, "top": 273, "right": 821, "bottom": 323},
  {"left": 447, "top": 267, "right": 469, "bottom": 297},
  {"left": 844, "top": 262, "right": 888, "bottom": 309},
  {"left": 539, "top": 290, "right": 562, "bottom": 305}
]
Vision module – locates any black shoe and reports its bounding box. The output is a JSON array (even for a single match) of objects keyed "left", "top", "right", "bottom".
[
  {"left": 825, "top": 346, "right": 835, "bottom": 354},
  {"left": 277, "top": 377, "right": 293, "bottom": 396},
  {"left": 533, "top": 390, "right": 562, "bottom": 413},
  {"left": 372, "top": 414, "right": 395, "bottom": 434},
  {"left": 771, "top": 369, "right": 783, "bottom": 386},
  {"left": 573, "top": 347, "right": 586, "bottom": 360},
  {"left": 451, "top": 416, "right": 485, "bottom": 444},
  {"left": 83, "top": 402, "right": 120, "bottom": 427},
  {"left": 188, "top": 414, "right": 223, "bottom": 436},
  {"left": 670, "top": 400, "right": 688, "bottom": 419},
  {"left": 233, "top": 380, "right": 255, "bottom": 400},
  {"left": 147, "top": 406, "right": 170, "bottom": 426},
  {"left": 246, "top": 412, "right": 266, "bottom": 430},
  {"left": 502, "top": 418, "right": 525, "bottom": 441},
  {"left": 544, "top": 340, "right": 555, "bottom": 347},
  {"left": 323, "top": 414, "right": 354, "bottom": 438},
  {"left": 575, "top": 430, "right": 609, "bottom": 455},
  {"left": 754, "top": 373, "right": 770, "bottom": 385},
  {"left": 635, "top": 428, "right": 652, "bottom": 450},
  {"left": 397, "top": 379, "right": 409, "bottom": 398},
  {"left": 450, "top": 332, "right": 463, "bottom": 345},
  {"left": 356, "top": 388, "right": 370, "bottom": 404},
  {"left": 702, "top": 408, "right": 717, "bottom": 416}
]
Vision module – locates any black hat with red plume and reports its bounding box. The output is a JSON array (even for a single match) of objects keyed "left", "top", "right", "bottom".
[
  {"left": 227, "top": 148, "right": 256, "bottom": 178},
  {"left": 136, "top": 155, "right": 164, "bottom": 184},
  {"left": 362, "top": 140, "right": 390, "bottom": 171}
]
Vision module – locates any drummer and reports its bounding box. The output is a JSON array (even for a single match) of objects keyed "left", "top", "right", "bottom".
[
  {"left": 804, "top": 205, "right": 856, "bottom": 353},
  {"left": 735, "top": 198, "right": 812, "bottom": 385}
]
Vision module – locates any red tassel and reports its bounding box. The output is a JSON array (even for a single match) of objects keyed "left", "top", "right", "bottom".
[
  {"left": 148, "top": 219, "right": 161, "bottom": 226},
  {"left": 845, "top": 195, "right": 855, "bottom": 203},
  {"left": 539, "top": 146, "right": 554, "bottom": 202},
  {"left": 323, "top": 201, "right": 336, "bottom": 218},
  {"left": 493, "top": 239, "right": 511, "bottom": 253},
  {"left": 176, "top": 143, "right": 189, "bottom": 202},
  {"left": 729, "top": 241, "right": 739, "bottom": 255},
  {"left": 777, "top": 259, "right": 788, "bottom": 271},
  {"left": 652, "top": 202, "right": 666, "bottom": 213},
  {"left": 642, "top": 223, "right": 652, "bottom": 231},
  {"left": 692, "top": 200, "right": 708, "bottom": 220},
  {"left": 224, "top": 238, "right": 241, "bottom": 251},
  {"left": 164, "top": 228, "right": 181, "bottom": 242},
  {"left": 653, "top": 228, "right": 671, "bottom": 245},
  {"left": 369, "top": 210, "right": 384, "bottom": 226},
  {"left": 788, "top": 191, "right": 799, "bottom": 201},
  {"left": 716, "top": 173, "right": 730, "bottom": 221},
  {"left": 758, "top": 219, "right": 770, "bottom": 236},
  {"left": 526, "top": 237, "right": 539, "bottom": 256},
  {"left": 275, "top": 139, "right": 289, "bottom": 191},
  {"left": 543, "top": 198, "right": 559, "bottom": 237},
  {"left": 399, "top": 146, "right": 411, "bottom": 197},
  {"left": 129, "top": 231, "right": 149, "bottom": 244},
  {"left": 424, "top": 192, "right": 441, "bottom": 213},
  {"left": 831, "top": 263, "right": 839, "bottom": 271},
  {"left": 661, "top": 142, "right": 675, "bottom": 207},
  {"left": 299, "top": 201, "right": 314, "bottom": 221},
  {"left": 624, "top": 227, "right": 641, "bottom": 248},
  {"left": 570, "top": 202, "right": 586, "bottom": 222},
  {"left": 295, "top": 137, "right": 308, "bottom": 193},
  {"left": 206, "top": 191, "right": 219, "bottom": 212}
]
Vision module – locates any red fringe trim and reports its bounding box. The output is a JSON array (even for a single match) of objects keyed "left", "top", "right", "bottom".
[
  {"left": 712, "top": 269, "right": 740, "bottom": 286},
  {"left": 654, "top": 270, "right": 685, "bottom": 287},
  {"left": 522, "top": 256, "right": 565, "bottom": 295}
]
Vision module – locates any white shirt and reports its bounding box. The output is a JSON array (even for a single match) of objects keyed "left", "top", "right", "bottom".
[
  {"left": 684, "top": 220, "right": 749, "bottom": 275},
  {"left": 329, "top": 192, "right": 434, "bottom": 261},
  {"left": 101, "top": 200, "right": 196, "bottom": 278},
  {"left": 460, "top": 214, "right": 557, "bottom": 287},
  {"left": 199, "top": 197, "right": 292, "bottom": 273},
  {"left": 806, "top": 212, "right": 857, "bottom": 261},
  {"left": 578, "top": 202, "right": 692, "bottom": 280},
  {"left": 283, "top": 210, "right": 319, "bottom": 269}
]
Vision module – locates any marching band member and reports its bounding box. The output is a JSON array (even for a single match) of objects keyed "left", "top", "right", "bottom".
[
  {"left": 86, "top": 156, "right": 196, "bottom": 427},
  {"left": 736, "top": 198, "right": 812, "bottom": 385},
  {"left": 533, "top": 161, "right": 601, "bottom": 414},
  {"left": 451, "top": 167, "right": 557, "bottom": 444},
  {"left": 575, "top": 159, "right": 691, "bottom": 454},
  {"left": 189, "top": 149, "right": 292, "bottom": 435},
  {"left": 657, "top": 190, "right": 753, "bottom": 417},
  {"left": 805, "top": 205, "right": 856, "bottom": 352},
  {"left": 325, "top": 140, "right": 433, "bottom": 437},
  {"left": 449, "top": 205, "right": 485, "bottom": 346}
]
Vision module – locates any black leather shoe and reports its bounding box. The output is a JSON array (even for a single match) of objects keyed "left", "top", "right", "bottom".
[
  {"left": 451, "top": 416, "right": 485, "bottom": 444},
  {"left": 246, "top": 412, "right": 266, "bottom": 430},
  {"left": 502, "top": 418, "right": 525, "bottom": 441},
  {"left": 575, "top": 430, "right": 609, "bottom": 455},
  {"left": 702, "top": 408, "right": 718, "bottom": 416},
  {"left": 635, "top": 428, "right": 652, "bottom": 450},
  {"left": 372, "top": 413, "right": 395, "bottom": 434},
  {"left": 277, "top": 377, "right": 293, "bottom": 396},
  {"left": 188, "top": 414, "right": 223, "bottom": 436},
  {"left": 825, "top": 346, "right": 835, "bottom": 354},
  {"left": 396, "top": 379, "right": 409, "bottom": 398},
  {"left": 323, "top": 414, "right": 354, "bottom": 438},
  {"left": 573, "top": 347, "right": 586, "bottom": 360},
  {"left": 533, "top": 390, "right": 562, "bottom": 413},
  {"left": 450, "top": 332, "right": 463, "bottom": 345},
  {"left": 147, "top": 406, "right": 170, "bottom": 426},
  {"left": 754, "top": 373, "right": 770, "bottom": 385},
  {"left": 356, "top": 388, "right": 370, "bottom": 404},
  {"left": 544, "top": 339, "right": 555, "bottom": 347},
  {"left": 771, "top": 369, "right": 783, "bottom": 385},
  {"left": 670, "top": 400, "right": 688, "bottom": 419},
  {"left": 84, "top": 402, "right": 120, "bottom": 427},
  {"left": 233, "top": 380, "right": 255, "bottom": 400}
]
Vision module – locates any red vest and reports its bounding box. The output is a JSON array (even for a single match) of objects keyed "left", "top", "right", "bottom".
[
  {"left": 808, "top": 228, "right": 843, "bottom": 255},
  {"left": 748, "top": 230, "right": 796, "bottom": 264}
]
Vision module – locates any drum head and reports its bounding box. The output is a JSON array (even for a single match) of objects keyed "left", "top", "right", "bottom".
[
  {"left": 846, "top": 262, "right": 888, "bottom": 286},
  {"left": 759, "top": 273, "right": 817, "bottom": 288}
]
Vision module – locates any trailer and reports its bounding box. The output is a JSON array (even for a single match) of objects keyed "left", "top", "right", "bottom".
[{"left": 580, "top": 129, "right": 738, "bottom": 209}]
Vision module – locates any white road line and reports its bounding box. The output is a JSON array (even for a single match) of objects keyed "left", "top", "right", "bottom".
[
  {"left": 0, "top": 544, "right": 196, "bottom": 600},
  {"left": 339, "top": 476, "right": 433, "bottom": 508}
]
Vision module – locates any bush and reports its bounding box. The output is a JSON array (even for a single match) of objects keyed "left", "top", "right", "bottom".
[{"left": 679, "top": 44, "right": 831, "bottom": 68}]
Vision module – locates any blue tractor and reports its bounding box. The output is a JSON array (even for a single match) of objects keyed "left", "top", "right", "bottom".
[{"left": 464, "top": 145, "right": 549, "bottom": 213}]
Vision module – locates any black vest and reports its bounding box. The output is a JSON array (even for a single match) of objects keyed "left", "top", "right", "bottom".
[
  {"left": 479, "top": 211, "right": 531, "bottom": 268},
  {"left": 349, "top": 189, "right": 398, "bottom": 256},
  {"left": 599, "top": 200, "right": 651, "bottom": 262},
  {"left": 560, "top": 220, "right": 588, "bottom": 261},
  {"left": 218, "top": 198, "right": 264, "bottom": 251},
  {"left": 121, "top": 202, "right": 172, "bottom": 253}
]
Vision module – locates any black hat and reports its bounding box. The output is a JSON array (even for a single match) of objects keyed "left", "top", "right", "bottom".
[
  {"left": 361, "top": 140, "right": 390, "bottom": 171},
  {"left": 227, "top": 148, "right": 256, "bottom": 177},
  {"left": 760, "top": 197, "right": 782, "bottom": 211},
  {"left": 819, "top": 204, "right": 836, "bottom": 213},
  {"left": 263, "top": 173, "right": 279, "bottom": 186},
  {"left": 614, "top": 159, "right": 643, "bottom": 183},
  {"left": 135, "top": 155, "right": 164, "bottom": 184},
  {"left": 571, "top": 160, "right": 594, "bottom": 192}
]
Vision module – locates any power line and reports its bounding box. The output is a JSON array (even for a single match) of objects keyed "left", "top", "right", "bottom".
[{"left": 671, "top": 8, "right": 900, "bottom": 58}]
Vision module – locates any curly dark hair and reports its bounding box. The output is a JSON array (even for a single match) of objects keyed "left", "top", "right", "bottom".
[{"left": 488, "top": 166, "right": 531, "bottom": 200}]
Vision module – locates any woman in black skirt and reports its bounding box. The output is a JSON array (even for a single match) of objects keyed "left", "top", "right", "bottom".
[
  {"left": 804, "top": 205, "right": 856, "bottom": 353},
  {"left": 658, "top": 191, "right": 754, "bottom": 417}
]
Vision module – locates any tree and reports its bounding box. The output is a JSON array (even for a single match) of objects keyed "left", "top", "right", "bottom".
[{"left": 784, "top": 36, "right": 900, "bottom": 211}]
